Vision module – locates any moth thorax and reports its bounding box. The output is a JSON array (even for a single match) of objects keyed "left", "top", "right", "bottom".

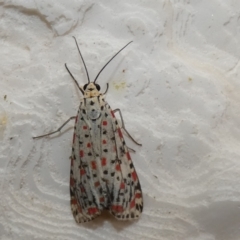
[
  {"left": 88, "top": 108, "right": 101, "bottom": 120},
  {"left": 86, "top": 98, "right": 101, "bottom": 120},
  {"left": 84, "top": 91, "right": 100, "bottom": 98}
]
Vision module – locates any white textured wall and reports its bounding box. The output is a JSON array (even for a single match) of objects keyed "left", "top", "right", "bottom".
[{"left": 1, "top": 0, "right": 240, "bottom": 239}]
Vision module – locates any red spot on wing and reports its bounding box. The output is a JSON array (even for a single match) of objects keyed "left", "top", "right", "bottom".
[
  {"left": 71, "top": 198, "right": 77, "bottom": 205},
  {"left": 83, "top": 125, "right": 88, "bottom": 130},
  {"left": 94, "top": 181, "right": 100, "bottom": 187},
  {"left": 80, "top": 150, "right": 84, "bottom": 157},
  {"left": 130, "top": 198, "right": 136, "bottom": 208},
  {"left": 118, "top": 128, "right": 123, "bottom": 138},
  {"left": 70, "top": 177, "right": 75, "bottom": 186},
  {"left": 111, "top": 205, "right": 124, "bottom": 213},
  {"left": 102, "top": 121, "right": 108, "bottom": 126},
  {"left": 120, "top": 182, "right": 125, "bottom": 189},
  {"left": 87, "top": 143, "right": 91, "bottom": 148},
  {"left": 80, "top": 168, "right": 85, "bottom": 175},
  {"left": 100, "top": 197, "right": 105, "bottom": 202},
  {"left": 102, "top": 139, "right": 107, "bottom": 144},
  {"left": 111, "top": 111, "right": 115, "bottom": 118},
  {"left": 80, "top": 186, "right": 85, "bottom": 193},
  {"left": 101, "top": 158, "right": 107, "bottom": 166},
  {"left": 132, "top": 171, "right": 137, "bottom": 181},
  {"left": 135, "top": 193, "right": 142, "bottom": 199},
  {"left": 115, "top": 164, "right": 121, "bottom": 171},
  {"left": 88, "top": 207, "right": 98, "bottom": 215},
  {"left": 126, "top": 151, "right": 131, "bottom": 161},
  {"left": 91, "top": 161, "right": 97, "bottom": 170}
]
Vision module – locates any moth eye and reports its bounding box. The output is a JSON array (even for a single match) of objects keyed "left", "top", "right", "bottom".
[
  {"left": 95, "top": 84, "right": 100, "bottom": 91},
  {"left": 83, "top": 84, "right": 88, "bottom": 90}
]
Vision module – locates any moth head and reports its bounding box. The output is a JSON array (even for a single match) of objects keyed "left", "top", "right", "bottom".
[
  {"left": 66, "top": 37, "right": 133, "bottom": 98},
  {"left": 83, "top": 82, "right": 101, "bottom": 98}
]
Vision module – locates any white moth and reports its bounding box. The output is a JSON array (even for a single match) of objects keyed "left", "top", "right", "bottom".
[{"left": 34, "top": 37, "right": 143, "bottom": 223}]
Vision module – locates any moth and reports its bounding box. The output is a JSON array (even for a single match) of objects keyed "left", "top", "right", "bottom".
[{"left": 34, "top": 37, "right": 143, "bottom": 223}]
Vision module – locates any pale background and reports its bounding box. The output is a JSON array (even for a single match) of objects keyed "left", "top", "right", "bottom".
[{"left": 1, "top": 0, "right": 240, "bottom": 240}]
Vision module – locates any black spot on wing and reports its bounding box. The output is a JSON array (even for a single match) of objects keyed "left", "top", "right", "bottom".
[{"left": 136, "top": 204, "right": 142, "bottom": 211}]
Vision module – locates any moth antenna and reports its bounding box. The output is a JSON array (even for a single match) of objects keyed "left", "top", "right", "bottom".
[
  {"left": 73, "top": 36, "right": 90, "bottom": 84},
  {"left": 65, "top": 63, "right": 84, "bottom": 95},
  {"left": 94, "top": 41, "right": 133, "bottom": 83},
  {"left": 103, "top": 83, "right": 109, "bottom": 95}
]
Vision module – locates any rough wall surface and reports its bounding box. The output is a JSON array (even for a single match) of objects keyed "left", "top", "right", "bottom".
[{"left": 1, "top": 0, "right": 240, "bottom": 239}]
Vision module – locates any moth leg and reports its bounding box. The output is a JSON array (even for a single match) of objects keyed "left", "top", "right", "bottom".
[
  {"left": 113, "top": 108, "right": 142, "bottom": 146},
  {"left": 127, "top": 146, "right": 136, "bottom": 153},
  {"left": 33, "top": 116, "right": 76, "bottom": 139}
]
